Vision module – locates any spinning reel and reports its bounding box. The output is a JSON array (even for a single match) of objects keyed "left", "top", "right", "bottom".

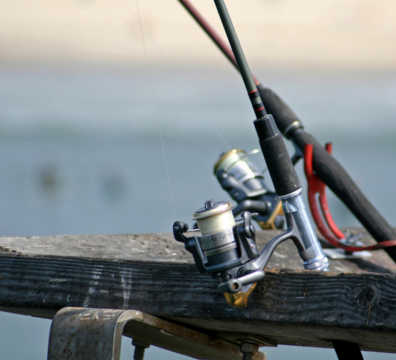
[
  {"left": 174, "top": 192, "right": 328, "bottom": 308},
  {"left": 214, "top": 149, "right": 285, "bottom": 230}
]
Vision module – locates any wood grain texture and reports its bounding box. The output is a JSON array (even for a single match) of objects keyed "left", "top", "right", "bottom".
[
  {"left": 0, "top": 229, "right": 395, "bottom": 352},
  {"left": 0, "top": 228, "right": 394, "bottom": 273}
]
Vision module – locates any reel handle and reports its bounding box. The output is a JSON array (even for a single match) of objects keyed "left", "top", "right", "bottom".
[
  {"left": 218, "top": 270, "right": 265, "bottom": 294},
  {"left": 173, "top": 221, "right": 189, "bottom": 243}
]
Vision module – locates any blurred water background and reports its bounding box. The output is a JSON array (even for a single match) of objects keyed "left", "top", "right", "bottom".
[{"left": 0, "top": 64, "right": 395, "bottom": 359}]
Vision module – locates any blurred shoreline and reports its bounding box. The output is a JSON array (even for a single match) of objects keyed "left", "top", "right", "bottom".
[
  {"left": 1, "top": 0, "right": 396, "bottom": 70},
  {"left": 0, "top": 62, "right": 395, "bottom": 142}
]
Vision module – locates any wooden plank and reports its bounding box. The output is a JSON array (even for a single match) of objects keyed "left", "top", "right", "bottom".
[
  {"left": 0, "top": 249, "right": 395, "bottom": 351},
  {"left": 0, "top": 230, "right": 395, "bottom": 352},
  {"left": 0, "top": 228, "right": 394, "bottom": 273}
]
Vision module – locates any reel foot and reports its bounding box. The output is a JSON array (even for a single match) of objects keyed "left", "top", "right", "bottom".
[{"left": 223, "top": 283, "right": 258, "bottom": 308}]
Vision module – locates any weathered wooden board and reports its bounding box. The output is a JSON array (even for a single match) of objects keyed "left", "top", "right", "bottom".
[
  {"left": 0, "top": 228, "right": 394, "bottom": 273},
  {"left": 0, "top": 229, "right": 395, "bottom": 353}
]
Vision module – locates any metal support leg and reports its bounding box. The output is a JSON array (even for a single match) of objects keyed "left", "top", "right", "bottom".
[
  {"left": 48, "top": 308, "right": 140, "bottom": 360},
  {"left": 333, "top": 341, "right": 364, "bottom": 360},
  {"left": 132, "top": 339, "right": 150, "bottom": 360},
  {"left": 47, "top": 307, "right": 266, "bottom": 360}
]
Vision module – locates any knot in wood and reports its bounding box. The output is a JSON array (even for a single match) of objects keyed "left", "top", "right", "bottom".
[
  {"left": 257, "top": 284, "right": 266, "bottom": 294},
  {"left": 354, "top": 285, "right": 378, "bottom": 309}
]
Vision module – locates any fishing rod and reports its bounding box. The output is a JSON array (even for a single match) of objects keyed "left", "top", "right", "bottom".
[
  {"left": 178, "top": 0, "right": 260, "bottom": 85},
  {"left": 173, "top": 0, "right": 328, "bottom": 308},
  {"left": 178, "top": 0, "right": 396, "bottom": 262}
]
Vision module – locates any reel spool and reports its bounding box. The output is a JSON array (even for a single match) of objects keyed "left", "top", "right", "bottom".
[
  {"left": 193, "top": 200, "right": 236, "bottom": 236},
  {"left": 192, "top": 201, "right": 239, "bottom": 266},
  {"left": 214, "top": 149, "right": 284, "bottom": 230}
]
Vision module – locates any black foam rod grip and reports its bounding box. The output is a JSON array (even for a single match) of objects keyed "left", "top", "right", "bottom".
[
  {"left": 257, "top": 84, "right": 302, "bottom": 138},
  {"left": 254, "top": 115, "right": 301, "bottom": 196}
]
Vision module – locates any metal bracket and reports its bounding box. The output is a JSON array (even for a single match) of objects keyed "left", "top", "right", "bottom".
[
  {"left": 47, "top": 307, "right": 266, "bottom": 360},
  {"left": 257, "top": 200, "right": 284, "bottom": 230}
]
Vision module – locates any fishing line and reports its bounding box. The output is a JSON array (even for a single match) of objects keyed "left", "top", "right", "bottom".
[
  {"left": 126, "top": 0, "right": 232, "bottom": 150},
  {"left": 124, "top": 0, "right": 169, "bottom": 61},
  {"left": 134, "top": 0, "right": 176, "bottom": 219},
  {"left": 203, "top": 110, "right": 231, "bottom": 149}
]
